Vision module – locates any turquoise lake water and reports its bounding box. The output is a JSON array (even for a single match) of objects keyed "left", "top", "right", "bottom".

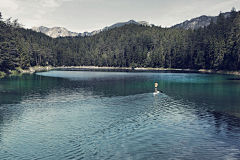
[{"left": 0, "top": 69, "right": 240, "bottom": 159}]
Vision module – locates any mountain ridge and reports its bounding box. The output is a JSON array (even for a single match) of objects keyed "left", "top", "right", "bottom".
[
  {"left": 31, "top": 26, "right": 79, "bottom": 38},
  {"left": 171, "top": 12, "right": 230, "bottom": 29},
  {"left": 31, "top": 20, "right": 153, "bottom": 38},
  {"left": 31, "top": 11, "right": 231, "bottom": 38}
]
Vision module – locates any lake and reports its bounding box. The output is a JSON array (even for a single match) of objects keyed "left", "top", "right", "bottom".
[{"left": 1, "top": 69, "right": 240, "bottom": 159}]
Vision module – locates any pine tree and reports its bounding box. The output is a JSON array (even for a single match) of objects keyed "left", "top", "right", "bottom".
[{"left": 18, "top": 39, "right": 30, "bottom": 69}]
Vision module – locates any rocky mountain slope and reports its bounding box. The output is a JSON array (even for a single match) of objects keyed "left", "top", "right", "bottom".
[
  {"left": 31, "top": 20, "right": 153, "bottom": 38},
  {"left": 171, "top": 12, "right": 230, "bottom": 29},
  {"left": 31, "top": 26, "right": 79, "bottom": 38}
]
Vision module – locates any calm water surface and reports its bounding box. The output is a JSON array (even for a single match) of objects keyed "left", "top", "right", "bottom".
[{"left": 0, "top": 69, "right": 240, "bottom": 159}]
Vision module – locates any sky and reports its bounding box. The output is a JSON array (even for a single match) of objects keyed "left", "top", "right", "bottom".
[{"left": 0, "top": 0, "right": 240, "bottom": 33}]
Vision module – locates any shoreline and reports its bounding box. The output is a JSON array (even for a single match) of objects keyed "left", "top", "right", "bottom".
[
  {"left": 3, "top": 66, "right": 240, "bottom": 76},
  {"left": 54, "top": 66, "right": 240, "bottom": 75},
  {"left": 198, "top": 69, "right": 240, "bottom": 75}
]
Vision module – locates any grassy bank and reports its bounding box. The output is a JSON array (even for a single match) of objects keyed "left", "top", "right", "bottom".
[
  {"left": 0, "top": 71, "right": 6, "bottom": 77},
  {"left": 0, "top": 66, "right": 53, "bottom": 77}
]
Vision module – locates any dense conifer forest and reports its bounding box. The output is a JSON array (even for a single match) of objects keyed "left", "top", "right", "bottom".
[{"left": 1, "top": 9, "right": 240, "bottom": 73}]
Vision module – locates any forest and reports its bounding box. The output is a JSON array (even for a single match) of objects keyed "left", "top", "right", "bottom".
[{"left": 0, "top": 8, "right": 240, "bottom": 74}]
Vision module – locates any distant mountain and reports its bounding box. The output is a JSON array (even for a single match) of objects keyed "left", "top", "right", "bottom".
[
  {"left": 32, "top": 20, "right": 153, "bottom": 38},
  {"left": 31, "top": 26, "right": 79, "bottom": 38},
  {"left": 103, "top": 20, "right": 152, "bottom": 30},
  {"left": 171, "top": 12, "right": 230, "bottom": 29},
  {"left": 79, "top": 20, "right": 153, "bottom": 37}
]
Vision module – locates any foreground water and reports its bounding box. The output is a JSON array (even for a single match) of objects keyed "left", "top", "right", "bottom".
[{"left": 1, "top": 69, "right": 240, "bottom": 159}]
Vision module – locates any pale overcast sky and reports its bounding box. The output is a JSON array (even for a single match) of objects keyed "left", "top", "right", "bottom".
[{"left": 0, "top": 0, "right": 239, "bottom": 33}]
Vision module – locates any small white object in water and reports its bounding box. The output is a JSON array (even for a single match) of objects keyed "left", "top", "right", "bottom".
[{"left": 153, "top": 91, "right": 159, "bottom": 95}]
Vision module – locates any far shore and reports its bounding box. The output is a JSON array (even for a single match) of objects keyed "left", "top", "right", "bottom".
[
  {"left": 3, "top": 66, "right": 240, "bottom": 76},
  {"left": 55, "top": 66, "right": 240, "bottom": 75}
]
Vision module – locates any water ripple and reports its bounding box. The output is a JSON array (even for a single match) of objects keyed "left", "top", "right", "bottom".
[{"left": 1, "top": 71, "right": 240, "bottom": 159}]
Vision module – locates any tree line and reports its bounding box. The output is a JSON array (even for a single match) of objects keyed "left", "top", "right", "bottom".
[{"left": 1, "top": 8, "right": 240, "bottom": 73}]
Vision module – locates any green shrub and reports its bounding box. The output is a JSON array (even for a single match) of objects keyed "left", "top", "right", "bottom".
[{"left": 0, "top": 71, "right": 6, "bottom": 77}]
